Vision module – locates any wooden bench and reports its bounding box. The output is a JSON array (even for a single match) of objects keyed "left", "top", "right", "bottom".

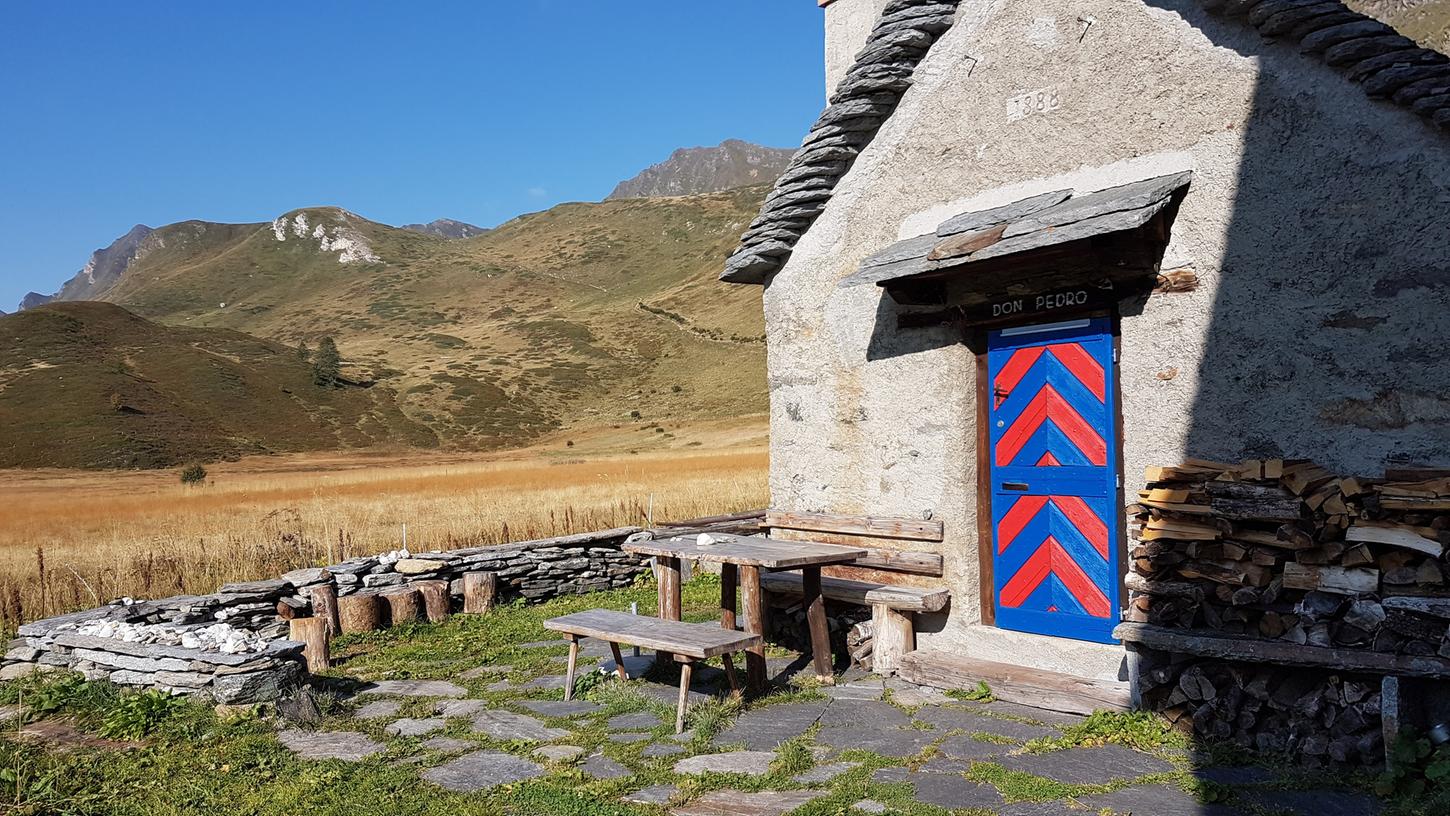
[
  {"left": 764, "top": 509, "right": 952, "bottom": 673},
  {"left": 543, "top": 609, "right": 760, "bottom": 732},
  {"left": 759, "top": 573, "right": 949, "bottom": 673}
]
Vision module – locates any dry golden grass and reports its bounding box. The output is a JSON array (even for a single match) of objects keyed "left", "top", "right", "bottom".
[{"left": 0, "top": 445, "right": 767, "bottom": 630}]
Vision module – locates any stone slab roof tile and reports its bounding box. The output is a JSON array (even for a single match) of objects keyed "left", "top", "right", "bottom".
[{"left": 721, "top": 0, "right": 1449, "bottom": 286}]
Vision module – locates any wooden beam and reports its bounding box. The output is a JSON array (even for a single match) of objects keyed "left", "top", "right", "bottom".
[
  {"left": 767, "top": 509, "right": 944, "bottom": 542},
  {"left": 898, "top": 650, "right": 1131, "bottom": 715},
  {"left": 1114, "top": 622, "right": 1450, "bottom": 677}
]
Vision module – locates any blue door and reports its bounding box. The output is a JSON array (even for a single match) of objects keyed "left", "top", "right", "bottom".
[{"left": 987, "top": 317, "right": 1120, "bottom": 644}]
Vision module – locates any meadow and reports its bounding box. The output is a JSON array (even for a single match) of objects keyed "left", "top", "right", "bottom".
[{"left": 0, "top": 445, "right": 768, "bottom": 631}]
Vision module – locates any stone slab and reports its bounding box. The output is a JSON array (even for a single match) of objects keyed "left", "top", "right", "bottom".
[
  {"left": 421, "top": 737, "right": 474, "bottom": 753},
  {"left": 1080, "top": 784, "right": 1248, "bottom": 815},
  {"left": 459, "top": 665, "right": 511, "bottom": 680},
  {"left": 671, "top": 789, "right": 822, "bottom": 816},
  {"left": 793, "top": 760, "right": 860, "bottom": 783},
  {"left": 824, "top": 683, "right": 884, "bottom": 702},
  {"left": 853, "top": 801, "right": 887, "bottom": 814},
  {"left": 816, "top": 726, "right": 933, "bottom": 758},
  {"left": 609, "top": 731, "right": 652, "bottom": 744},
  {"left": 518, "top": 699, "right": 600, "bottom": 718},
  {"left": 435, "top": 699, "right": 490, "bottom": 718},
  {"left": 817, "top": 700, "right": 910, "bottom": 729},
  {"left": 624, "top": 784, "right": 678, "bottom": 806},
  {"left": 910, "top": 774, "right": 1004, "bottom": 810},
  {"left": 913, "top": 705, "right": 1056, "bottom": 741},
  {"left": 518, "top": 674, "right": 568, "bottom": 691},
  {"left": 355, "top": 701, "right": 401, "bottom": 720},
  {"left": 996, "top": 745, "right": 1174, "bottom": 785},
  {"left": 534, "top": 744, "right": 587, "bottom": 762},
  {"left": 1191, "top": 764, "right": 1279, "bottom": 786},
  {"left": 674, "top": 750, "right": 776, "bottom": 776},
  {"left": 581, "top": 753, "right": 632, "bottom": 779},
  {"left": 278, "top": 730, "right": 384, "bottom": 762},
  {"left": 642, "top": 742, "right": 685, "bottom": 758},
  {"left": 471, "top": 710, "right": 570, "bottom": 742},
  {"left": 358, "top": 680, "right": 467, "bottom": 698},
  {"left": 385, "top": 717, "right": 446, "bottom": 737},
  {"left": 421, "top": 751, "right": 544, "bottom": 792},
  {"left": 712, "top": 701, "right": 829, "bottom": 750},
  {"left": 936, "top": 734, "right": 1012, "bottom": 761}
]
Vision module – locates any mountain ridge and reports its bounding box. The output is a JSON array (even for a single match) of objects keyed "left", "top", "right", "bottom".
[{"left": 608, "top": 139, "right": 794, "bottom": 200}]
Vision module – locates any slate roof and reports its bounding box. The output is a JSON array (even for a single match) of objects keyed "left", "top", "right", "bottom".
[
  {"left": 720, "top": 0, "right": 1450, "bottom": 287},
  {"left": 837, "top": 172, "right": 1192, "bottom": 289}
]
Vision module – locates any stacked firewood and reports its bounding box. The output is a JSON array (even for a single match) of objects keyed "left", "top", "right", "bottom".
[
  {"left": 847, "top": 619, "right": 875, "bottom": 671},
  {"left": 1127, "top": 459, "right": 1450, "bottom": 655},
  {"left": 1135, "top": 648, "right": 1384, "bottom": 767},
  {"left": 764, "top": 596, "right": 868, "bottom": 666}
]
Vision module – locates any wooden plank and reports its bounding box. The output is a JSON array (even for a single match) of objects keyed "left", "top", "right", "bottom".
[
  {"left": 544, "top": 610, "right": 761, "bottom": 659},
  {"left": 850, "top": 548, "right": 944, "bottom": 577},
  {"left": 898, "top": 650, "right": 1132, "bottom": 715},
  {"left": 766, "top": 509, "right": 945, "bottom": 542},
  {"left": 624, "top": 533, "right": 867, "bottom": 569},
  {"left": 1282, "top": 563, "right": 1380, "bottom": 594},
  {"left": 1346, "top": 523, "right": 1444, "bottom": 557},
  {"left": 975, "top": 345, "right": 996, "bottom": 627},
  {"left": 1113, "top": 622, "right": 1450, "bottom": 677},
  {"left": 759, "top": 571, "right": 950, "bottom": 612}
]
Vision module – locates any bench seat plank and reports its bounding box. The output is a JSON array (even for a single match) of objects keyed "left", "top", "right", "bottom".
[
  {"left": 544, "top": 610, "right": 761, "bottom": 659},
  {"left": 760, "top": 572, "right": 949, "bottom": 613}
]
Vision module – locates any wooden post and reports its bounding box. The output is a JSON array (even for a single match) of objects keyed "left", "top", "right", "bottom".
[
  {"left": 289, "top": 617, "right": 331, "bottom": 673},
  {"left": 802, "top": 566, "right": 834, "bottom": 684},
  {"left": 564, "top": 635, "right": 580, "bottom": 702},
  {"left": 310, "top": 583, "right": 341, "bottom": 637},
  {"left": 871, "top": 604, "right": 914, "bottom": 674},
  {"left": 721, "top": 653, "right": 742, "bottom": 699},
  {"left": 338, "top": 593, "right": 382, "bottom": 634},
  {"left": 608, "top": 642, "right": 629, "bottom": 680},
  {"left": 463, "top": 572, "right": 497, "bottom": 614},
  {"left": 415, "top": 580, "right": 450, "bottom": 623},
  {"left": 657, "top": 556, "right": 682, "bottom": 664},
  {"left": 740, "top": 564, "right": 767, "bottom": 692},
  {"left": 381, "top": 587, "right": 423, "bottom": 626},
  {"left": 675, "top": 659, "right": 694, "bottom": 734}
]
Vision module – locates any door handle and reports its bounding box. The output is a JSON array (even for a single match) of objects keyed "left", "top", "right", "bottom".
[{"left": 1001, "top": 482, "right": 1030, "bottom": 491}]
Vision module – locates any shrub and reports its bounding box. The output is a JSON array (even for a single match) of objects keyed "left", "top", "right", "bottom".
[
  {"left": 99, "top": 689, "right": 185, "bottom": 739},
  {"left": 629, "top": 410, "right": 641, "bottom": 420},
  {"left": 179, "top": 464, "right": 207, "bottom": 486}
]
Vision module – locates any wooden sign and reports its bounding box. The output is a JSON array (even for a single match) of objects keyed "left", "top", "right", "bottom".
[{"left": 964, "top": 284, "right": 1116, "bottom": 326}]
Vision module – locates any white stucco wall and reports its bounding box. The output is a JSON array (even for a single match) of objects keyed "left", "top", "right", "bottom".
[
  {"left": 823, "top": 0, "right": 892, "bottom": 95},
  {"left": 765, "top": 0, "right": 1450, "bottom": 679}
]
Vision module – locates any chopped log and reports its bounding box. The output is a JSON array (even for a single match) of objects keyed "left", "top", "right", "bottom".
[
  {"left": 276, "top": 598, "right": 305, "bottom": 620},
  {"left": 289, "top": 617, "right": 331, "bottom": 673},
  {"left": 381, "top": 587, "right": 423, "bottom": 626},
  {"left": 1205, "top": 482, "right": 1303, "bottom": 521},
  {"left": 872, "top": 603, "right": 913, "bottom": 674},
  {"left": 1125, "top": 573, "right": 1204, "bottom": 601},
  {"left": 310, "top": 583, "right": 341, "bottom": 637},
  {"left": 338, "top": 593, "right": 383, "bottom": 634},
  {"left": 1345, "top": 523, "right": 1444, "bottom": 557},
  {"left": 1282, "top": 563, "right": 1379, "bottom": 595},
  {"left": 1114, "top": 622, "right": 1450, "bottom": 677},
  {"left": 463, "top": 571, "right": 498, "bottom": 614},
  {"left": 415, "top": 580, "right": 450, "bottom": 623}
]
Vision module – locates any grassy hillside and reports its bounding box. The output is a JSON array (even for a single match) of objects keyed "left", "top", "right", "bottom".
[
  {"left": 63, "top": 189, "right": 769, "bottom": 453},
  {"left": 0, "top": 303, "right": 437, "bottom": 469}
]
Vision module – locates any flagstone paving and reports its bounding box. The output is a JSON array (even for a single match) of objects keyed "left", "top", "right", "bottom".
[{"left": 305, "top": 646, "right": 1386, "bottom": 816}]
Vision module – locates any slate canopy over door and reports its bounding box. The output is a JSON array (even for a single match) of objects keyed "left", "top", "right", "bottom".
[{"left": 986, "top": 316, "right": 1121, "bottom": 644}]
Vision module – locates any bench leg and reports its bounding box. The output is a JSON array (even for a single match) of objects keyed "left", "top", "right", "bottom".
[
  {"left": 802, "top": 566, "right": 834, "bottom": 684},
  {"left": 872, "top": 604, "right": 914, "bottom": 675},
  {"left": 676, "top": 659, "right": 694, "bottom": 734},
  {"left": 608, "top": 641, "right": 630, "bottom": 680},
  {"left": 721, "top": 653, "right": 742, "bottom": 700},
  {"left": 564, "top": 635, "right": 580, "bottom": 701}
]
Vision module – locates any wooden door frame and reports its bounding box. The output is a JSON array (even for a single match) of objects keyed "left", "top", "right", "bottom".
[{"left": 969, "top": 308, "right": 1127, "bottom": 629}]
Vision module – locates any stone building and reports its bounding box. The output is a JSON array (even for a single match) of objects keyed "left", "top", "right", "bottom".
[{"left": 725, "top": 0, "right": 1450, "bottom": 699}]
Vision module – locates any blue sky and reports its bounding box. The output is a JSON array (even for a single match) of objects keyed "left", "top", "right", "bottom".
[{"left": 0, "top": 1, "right": 825, "bottom": 312}]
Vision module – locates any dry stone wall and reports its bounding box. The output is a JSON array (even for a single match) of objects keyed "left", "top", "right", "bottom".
[{"left": 1, "top": 527, "right": 650, "bottom": 703}]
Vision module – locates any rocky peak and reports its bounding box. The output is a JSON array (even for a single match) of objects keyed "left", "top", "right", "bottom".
[
  {"left": 607, "top": 139, "right": 795, "bottom": 200},
  {"left": 18, "top": 292, "right": 53, "bottom": 311},
  {"left": 269, "top": 208, "right": 380, "bottom": 264},
  {"left": 51, "top": 224, "right": 155, "bottom": 303},
  {"left": 401, "top": 218, "right": 488, "bottom": 239}
]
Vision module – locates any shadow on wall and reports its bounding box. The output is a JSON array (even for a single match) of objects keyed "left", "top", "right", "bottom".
[{"left": 1153, "top": 0, "right": 1450, "bottom": 476}]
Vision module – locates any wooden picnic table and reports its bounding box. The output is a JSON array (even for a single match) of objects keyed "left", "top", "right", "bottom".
[{"left": 623, "top": 532, "right": 867, "bottom": 692}]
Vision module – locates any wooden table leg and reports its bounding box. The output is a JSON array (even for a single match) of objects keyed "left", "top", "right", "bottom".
[
  {"left": 721, "top": 653, "right": 742, "bottom": 700},
  {"left": 740, "top": 564, "right": 767, "bottom": 693},
  {"left": 656, "top": 556, "right": 682, "bottom": 664},
  {"left": 608, "top": 641, "right": 629, "bottom": 681},
  {"left": 720, "top": 563, "right": 738, "bottom": 631},
  {"left": 563, "top": 634, "right": 579, "bottom": 701},
  {"left": 802, "top": 566, "right": 834, "bottom": 684}
]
